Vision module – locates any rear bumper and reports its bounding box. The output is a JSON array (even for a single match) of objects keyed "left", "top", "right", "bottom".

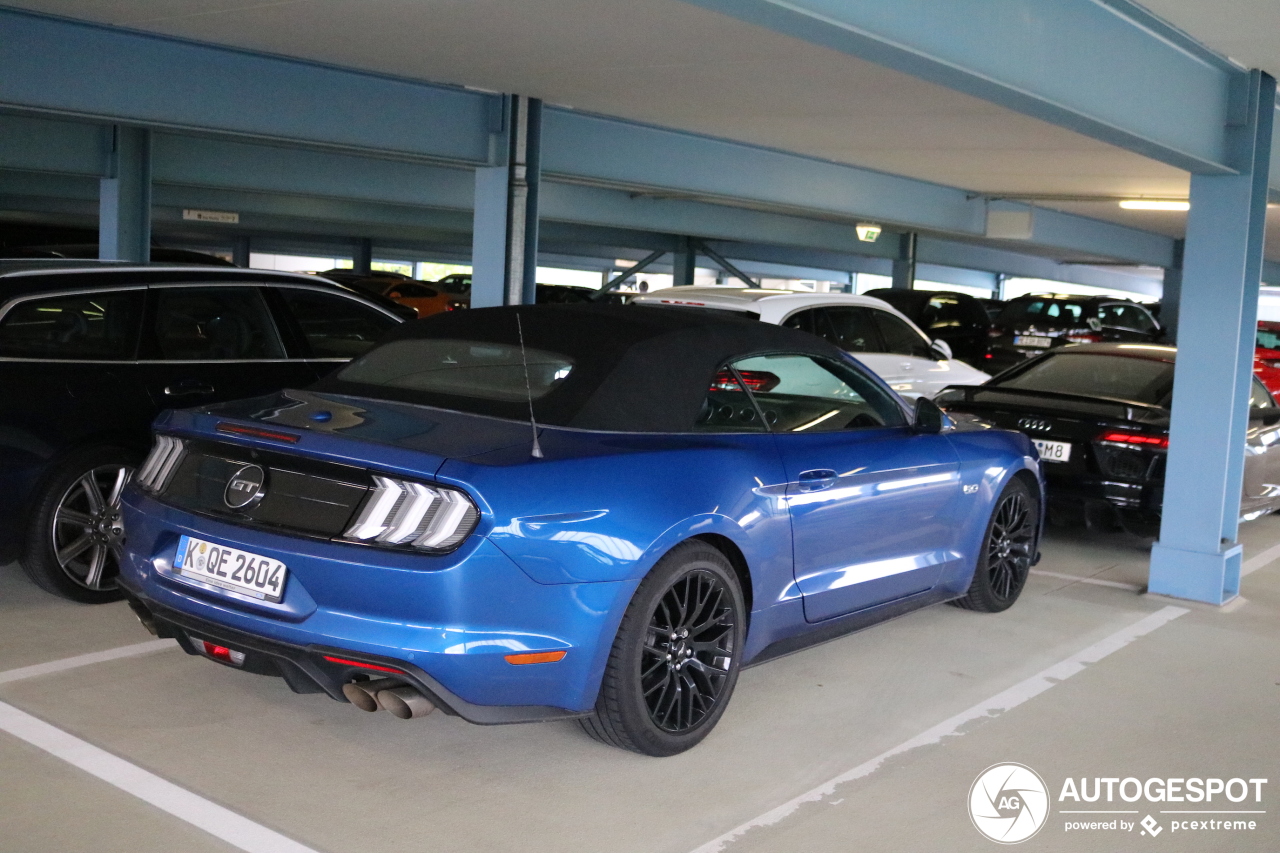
[
  {"left": 118, "top": 489, "right": 638, "bottom": 721},
  {"left": 118, "top": 583, "right": 586, "bottom": 724},
  {"left": 1044, "top": 474, "right": 1162, "bottom": 531}
]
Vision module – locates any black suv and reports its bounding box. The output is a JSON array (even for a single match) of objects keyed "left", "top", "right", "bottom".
[
  {"left": 0, "top": 262, "right": 404, "bottom": 602},
  {"left": 864, "top": 288, "right": 994, "bottom": 366},
  {"left": 988, "top": 294, "right": 1162, "bottom": 373}
]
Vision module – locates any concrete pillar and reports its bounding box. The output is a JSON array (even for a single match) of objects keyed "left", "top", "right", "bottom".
[
  {"left": 98, "top": 126, "right": 151, "bottom": 262},
  {"left": 891, "top": 232, "right": 916, "bottom": 290},
  {"left": 1149, "top": 70, "right": 1275, "bottom": 605}
]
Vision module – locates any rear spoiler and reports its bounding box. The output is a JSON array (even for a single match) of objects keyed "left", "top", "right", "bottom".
[{"left": 938, "top": 384, "right": 1166, "bottom": 423}]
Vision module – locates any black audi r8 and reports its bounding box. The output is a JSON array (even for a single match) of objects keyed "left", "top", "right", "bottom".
[{"left": 935, "top": 342, "right": 1280, "bottom": 535}]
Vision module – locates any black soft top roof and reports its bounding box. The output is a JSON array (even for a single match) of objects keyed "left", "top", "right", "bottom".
[{"left": 316, "top": 303, "right": 862, "bottom": 432}]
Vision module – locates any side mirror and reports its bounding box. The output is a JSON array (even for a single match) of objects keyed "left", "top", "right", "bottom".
[
  {"left": 913, "top": 396, "right": 945, "bottom": 434},
  {"left": 1250, "top": 406, "right": 1280, "bottom": 426},
  {"left": 929, "top": 339, "right": 953, "bottom": 361}
]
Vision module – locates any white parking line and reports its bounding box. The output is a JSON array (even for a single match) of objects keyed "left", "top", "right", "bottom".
[
  {"left": 0, "top": 700, "right": 321, "bottom": 853},
  {"left": 0, "top": 639, "right": 175, "bottom": 686},
  {"left": 1029, "top": 569, "right": 1143, "bottom": 591},
  {"left": 687, "top": 605, "right": 1189, "bottom": 853},
  {"left": 1242, "top": 541, "right": 1280, "bottom": 577}
]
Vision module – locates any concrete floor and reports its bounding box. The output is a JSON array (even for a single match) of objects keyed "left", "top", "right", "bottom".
[{"left": 1, "top": 518, "right": 1278, "bottom": 853}]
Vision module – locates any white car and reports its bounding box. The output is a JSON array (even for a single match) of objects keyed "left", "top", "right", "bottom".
[{"left": 633, "top": 287, "right": 990, "bottom": 399}]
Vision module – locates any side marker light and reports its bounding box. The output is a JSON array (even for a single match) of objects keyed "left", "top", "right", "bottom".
[{"left": 504, "top": 651, "right": 567, "bottom": 665}]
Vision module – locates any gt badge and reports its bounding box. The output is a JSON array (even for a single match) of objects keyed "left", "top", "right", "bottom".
[{"left": 223, "top": 464, "right": 267, "bottom": 510}]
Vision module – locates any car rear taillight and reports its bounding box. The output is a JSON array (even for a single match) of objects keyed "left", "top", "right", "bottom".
[
  {"left": 1065, "top": 329, "right": 1103, "bottom": 343},
  {"left": 344, "top": 476, "right": 479, "bottom": 552},
  {"left": 136, "top": 435, "right": 187, "bottom": 492},
  {"left": 1096, "top": 429, "right": 1169, "bottom": 449},
  {"left": 710, "top": 368, "right": 780, "bottom": 393}
]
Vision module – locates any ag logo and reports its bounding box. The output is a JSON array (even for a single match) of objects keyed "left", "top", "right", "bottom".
[
  {"left": 969, "top": 763, "right": 1050, "bottom": 844},
  {"left": 223, "top": 464, "right": 266, "bottom": 510}
]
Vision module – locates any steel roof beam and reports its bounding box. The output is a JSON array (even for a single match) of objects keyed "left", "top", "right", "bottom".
[
  {"left": 0, "top": 8, "right": 494, "bottom": 164},
  {"left": 680, "top": 0, "right": 1242, "bottom": 176}
]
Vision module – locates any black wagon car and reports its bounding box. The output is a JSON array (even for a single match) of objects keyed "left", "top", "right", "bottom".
[
  {"left": 864, "top": 288, "right": 994, "bottom": 366},
  {"left": 935, "top": 342, "right": 1280, "bottom": 535},
  {"left": 0, "top": 261, "right": 403, "bottom": 601},
  {"left": 988, "top": 294, "right": 1162, "bottom": 373}
]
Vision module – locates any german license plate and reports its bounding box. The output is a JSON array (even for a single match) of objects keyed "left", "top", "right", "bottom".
[
  {"left": 1033, "top": 439, "right": 1071, "bottom": 463},
  {"left": 1015, "top": 335, "right": 1053, "bottom": 348},
  {"left": 174, "top": 535, "right": 287, "bottom": 602}
]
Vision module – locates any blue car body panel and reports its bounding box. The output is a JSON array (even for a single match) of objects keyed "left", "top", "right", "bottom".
[{"left": 119, "top": 381, "right": 1041, "bottom": 721}]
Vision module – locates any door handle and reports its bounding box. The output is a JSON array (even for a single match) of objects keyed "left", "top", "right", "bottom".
[
  {"left": 164, "top": 380, "right": 216, "bottom": 397},
  {"left": 797, "top": 469, "right": 838, "bottom": 492}
]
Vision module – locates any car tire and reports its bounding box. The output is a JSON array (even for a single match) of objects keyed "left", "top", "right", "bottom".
[
  {"left": 21, "top": 445, "right": 140, "bottom": 603},
  {"left": 580, "top": 541, "right": 745, "bottom": 756},
  {"left": 951, "top": 477, "right": 1038, "bottom": 613}
]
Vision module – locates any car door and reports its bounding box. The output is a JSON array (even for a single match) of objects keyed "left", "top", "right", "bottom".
[
  {"left": 729, "top": 352, "right": 966, "bottom": 622},
  {"left": 0, "top": 286, "right": 153, "bottom": 454},
  {"left": 1243, "top": 377, "right": 1280, "bottom": 512},
  {"left": 272, "top": 286, "right": 402, "bottom": 381},
  {"left": 866, "top": 308, "right": 958, "bottom": 399},
  {"left": 134, "top": 284, "right": 316, "bottom": 409},
  {"left": 783, "top": 305, "right": 915, "bottom": 393}
]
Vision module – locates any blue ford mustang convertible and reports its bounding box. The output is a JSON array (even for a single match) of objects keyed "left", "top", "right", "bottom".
[{"left": 117, "top": 305, "right": 1042, "bottom": 755}]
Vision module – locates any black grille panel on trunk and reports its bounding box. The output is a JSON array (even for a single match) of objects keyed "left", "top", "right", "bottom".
[{"left": 159, "top": 440, "right": 371, "bottom": 538}]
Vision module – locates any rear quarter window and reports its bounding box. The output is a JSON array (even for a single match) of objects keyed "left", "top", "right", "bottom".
[{"left": 0, "top": 290, "right": 144, "bottom": 359}]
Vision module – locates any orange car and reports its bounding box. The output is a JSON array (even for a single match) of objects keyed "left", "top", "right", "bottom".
[{"left": 320, "top": 271, "right": 467, "bottom": 318}]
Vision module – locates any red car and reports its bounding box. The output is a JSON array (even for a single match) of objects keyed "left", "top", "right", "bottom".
[{"left": 1255, "top": 321, "right": 1280, "bottom": 395}]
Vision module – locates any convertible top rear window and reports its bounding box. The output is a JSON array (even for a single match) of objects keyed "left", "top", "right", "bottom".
[
  {"left": 998, "top": 352, "right": 1173, "bottom": 405},
  {"left": 337, "top": 339, "right": 574, "bottom": 402}
]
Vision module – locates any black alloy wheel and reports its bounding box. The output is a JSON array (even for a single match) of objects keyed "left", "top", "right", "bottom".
[
  {"left": 581, "top": 541, "right": 745, "bottom": 756},
  {"left": 952, "top": 478, "right": 1038, "bottom": 613},
  {"left": 22, "top": 446, "right": 139, "bottom": 603}
]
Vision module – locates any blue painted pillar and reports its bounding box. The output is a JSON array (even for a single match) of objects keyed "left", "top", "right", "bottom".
[
  {"left": 353, "top": 238, "right": 373, "bottom": 275},
  {"left": 471, "top": 164, "right": 509, "bottom": 308},
  {"left": 672, "top": 236, "right": 697, "bottom": 287},
  {"left": 891, "top": 232, "right": 916, "bottom": 290},
  {"left": 98, "top": 126, "right": 151, "bottom": 262},
  {"left": 470, "top": 95, "right": 541, "bottom": 307},
  {"left": 1149, "top": 71, "right": 1275, "bottom": 605},
  {"left": 1160, "top": 239, "right": 1184, "bottom": 343}
]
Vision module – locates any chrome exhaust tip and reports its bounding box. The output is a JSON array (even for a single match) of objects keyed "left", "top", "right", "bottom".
[
  {"left": 342, "top": 678, "right": 398, "bottom": 712},
  {"left": 376, "top": 685, "right": 436, "bottom": 719}
]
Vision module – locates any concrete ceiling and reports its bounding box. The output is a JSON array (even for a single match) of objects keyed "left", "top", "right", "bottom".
[{"left": 6, "top": 0, "right": 1280, "bottom": 258}]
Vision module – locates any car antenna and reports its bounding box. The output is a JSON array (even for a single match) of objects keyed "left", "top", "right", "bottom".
[{"left": 515, "top": 311, "right": 544, "bottom": 459}]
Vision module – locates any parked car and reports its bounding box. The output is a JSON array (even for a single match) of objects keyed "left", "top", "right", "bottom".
[
  {"left": 0, "top": 261, "right": 404, "bottom": 602},
  {"left": 1255, "top": 321, "right": 1280, "bottom": 395},
  {"left": 116, "top": 304, "right": 1042, "bottom": 755},
  {"left": 5, "top": 244, "right": 237, "bottom": 266},
  {"left": 536, "top": 283, "right": 633, "bottom": 305},
  {"left": 319, "top": 270, "right": 463, "bottom": 318},
  {"left": 976, "top": 298, "right": 1005, "bottom": 321},
  {"left": 935, "top": 342, "right": 1280, "bottom": 535},
  {"left": 633, "top": 287, "right": 990, "bottom": 398},
  {"left": 435, "top": 273, "right": 472, "bottom": 297},
  {"left": 864, "top": 288, "right": 994, "bottom": 366},
  {"left": 988, "top": 294, "right": 1162, "bottom": 373}
]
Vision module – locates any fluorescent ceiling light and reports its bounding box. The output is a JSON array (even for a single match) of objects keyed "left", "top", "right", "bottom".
[{"left": 1118, "top": 200, "right": 1189, "bottom": 211}]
